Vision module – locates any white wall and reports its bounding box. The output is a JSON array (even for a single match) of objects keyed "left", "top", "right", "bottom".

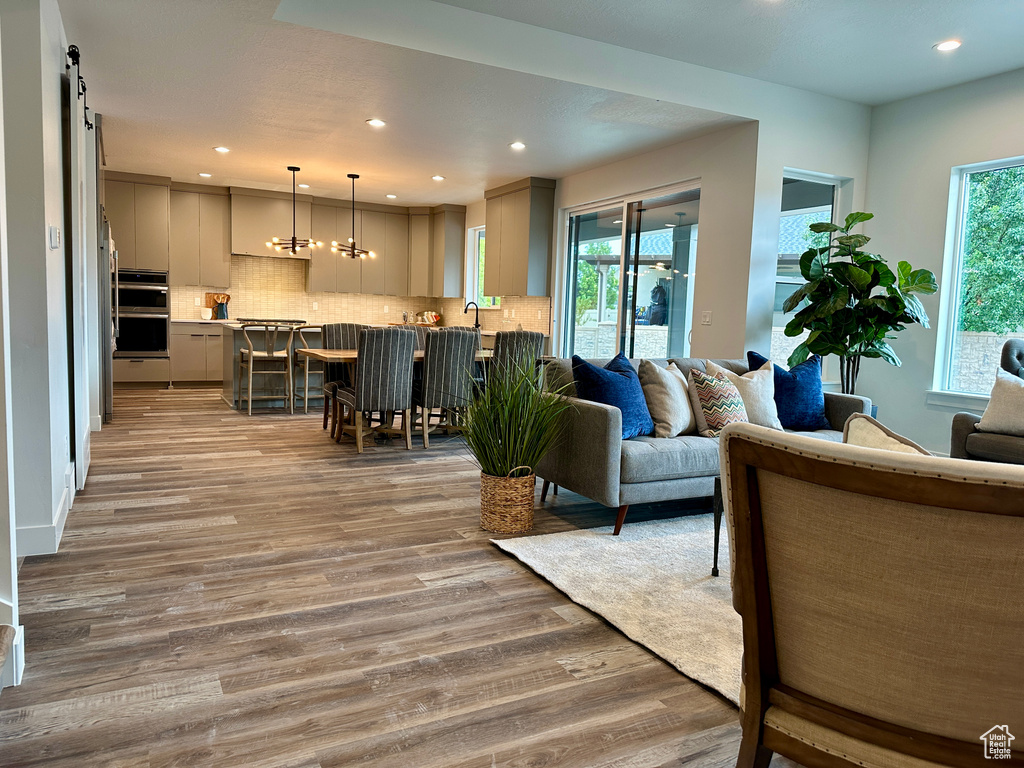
[
  {"left": 0, "top": 0, "right": 74, "bottom": 555},
  {"left": 860, "top": 66, "right": 1024, "bottom": 453}
]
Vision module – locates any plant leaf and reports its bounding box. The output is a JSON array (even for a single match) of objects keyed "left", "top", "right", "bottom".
[
  {"left": 868, "top": 340, "right": 901, "bottom": 367},
  {"left": 901, "top": 267, "right": 938, "bottom": 295},
  {"left": 816, "top": 286, "right": 850, "bottom": 318},
  {"left": 808, "top": 222, "right": 841, "bottom": 233},
  {"left": 799, "top": 248, "right": 828, "bottom": 281},
  {"left": 831, "top": 263, "right": 872, "bottom": 292},
  {"left": 901, "top": 293, "right": 930, "bottom": 328},
  {"left": 835, "top": 234, "right": 870, "bottom": 249},
  {"left": 843, "top": 211, "right": 874, "bottom": 230},
  {"left": 782, "top": 282, "right": 815, "bottom": 313},
  {"left": 787, "top": 342, "right": 811, "bottom": 368}
]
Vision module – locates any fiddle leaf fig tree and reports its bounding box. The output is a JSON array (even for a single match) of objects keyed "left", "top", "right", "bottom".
[{"left": 783, "top": 212, "right": 938, "bottom": 395}]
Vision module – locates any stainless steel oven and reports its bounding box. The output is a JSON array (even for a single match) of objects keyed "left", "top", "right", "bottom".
[{"left": 115, "top": 269, "right": 169, "bottom": 358}]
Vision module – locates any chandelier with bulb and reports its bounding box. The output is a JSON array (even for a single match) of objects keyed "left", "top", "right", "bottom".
[
  {"left": 266, "top": 166, "right": 322, "bottom": 256},
  {"left": 332, "top": 173, "right": 376, "bottom": 259}
]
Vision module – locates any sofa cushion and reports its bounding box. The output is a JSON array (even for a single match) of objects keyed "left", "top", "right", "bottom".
[
  {"left": 620, "top": 434, "right": 721, "bottom": 484},
  {"left": 572, "top": 353, "right": 654, "bottom": 439},
  {"left": 966, "top": 431, "right": 1024, "bottom": 464},
  {"left": 747, "top": 351, "right": 831, "bottom": 431},
  {"left": 638, "top": 359, "right": 696, "bottom": 437},
  {"left": 979, "top": 368, "right": 1024, "bottom": 437},
  {"left": 687, "top": 369, "right": 749, "bottom": 437},
  {"left": 786, "top": 428, "right": 843, "bottom": 442}
]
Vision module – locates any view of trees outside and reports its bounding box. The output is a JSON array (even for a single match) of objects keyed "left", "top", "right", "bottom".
[
  {"left": 949, "top": 164, "right": 1024, "bottom": 393},
  {"left": 474, "top": 231, "right": 499, "bottom": 307},
  {"left": 573, "top": 241, "right": 619, "bottom": 324}
]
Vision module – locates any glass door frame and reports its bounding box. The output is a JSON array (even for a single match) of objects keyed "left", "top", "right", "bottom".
[{"left": 560, "top": 179, "right": 701, "bottom": 358}]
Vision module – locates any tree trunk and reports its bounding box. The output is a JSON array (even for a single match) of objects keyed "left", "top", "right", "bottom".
[{"left": 839, "top": 355, "right": 862, "bottom": 395}]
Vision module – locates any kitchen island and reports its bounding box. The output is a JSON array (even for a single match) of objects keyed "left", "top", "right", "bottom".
[{"left": 221, "top": 323, "right": 321, "bottom": 410}]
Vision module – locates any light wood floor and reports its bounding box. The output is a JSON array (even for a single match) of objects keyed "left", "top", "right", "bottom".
[{"left": 0, "top": 388, "right": 789, "bottom": 767}]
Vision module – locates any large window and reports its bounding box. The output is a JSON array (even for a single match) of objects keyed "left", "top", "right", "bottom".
[
  {"left": 944, "top": 160, "right": 1024, "bottom": 395},
  {"left": 466, "top": 226, "right": 499, "bottom": 307},
  {"left": 770, "top": 178, "right": 836, "bottom": 364}
]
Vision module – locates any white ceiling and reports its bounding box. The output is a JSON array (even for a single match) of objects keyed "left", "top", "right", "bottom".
[
  {"left": 58, "top": 0, "right": 744, "bottom": 206},
  {"left": 433, "top": 0, "right": 1024, "bottom": 106}
]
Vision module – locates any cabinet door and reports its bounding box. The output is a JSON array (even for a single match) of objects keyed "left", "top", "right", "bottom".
[
  {"left": 308, "top": 205, "right": 337, "bottom": 292},
  {"left": 169, "top": 191, "right": 200, "bottom": 285},
  {"left": 199, "top": 194, "right": 231, "bottom": 287},
  {"left": 360, "top": 211, "right": 386, "bottom": 295},
  {"left": 384, "top": 213, "right": 409, "bottom": 297},
  {"left": 105, "top": 180, "right": 136, "bottom": 269},
  {"left": 205, "top": 334, "right": 223, "bottom": 382},
  {"left": 408, "top": 214, "right": 432, "bottom": 296},
  {"left": 134, "top": 183, "right": 170, "bottom": 271},
  {"left": 483, "top": 197, "right": 502, "bottom": 297},
  {"left": 508, "top": 189, "right": 531, "bottom": 297},
  {"left": 171, "top": 331, "right": 208, "bottom": 381},
  {"left": 336, "top": 206, "right": 362, "bottom": 293},
  {"left": 231, "top": 194, "right": 311, "bottom": 258}
]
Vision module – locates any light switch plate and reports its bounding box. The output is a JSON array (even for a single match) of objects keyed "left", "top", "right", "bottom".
[
  {"left": 701, "top": 311, "right": 713, "bottom": 326},
  {"left": 48, "top": 225, "right": 60, "bottom": 250},
  {"left": 312, "top": 301, "right": 318, "bottom": 310},
  {"left": 194, "top": 297, "right": 201, "bottom": 306},
  {"left": 511, "top": 309, "right": 516, "bottom": 318},
  {"left": 383, "top": 305, "right": 389, "bottom": 313}
]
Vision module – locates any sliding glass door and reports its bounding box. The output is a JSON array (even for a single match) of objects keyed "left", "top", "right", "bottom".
[{"left": 566, "top": 186, "right": 699, "bottom": 359}]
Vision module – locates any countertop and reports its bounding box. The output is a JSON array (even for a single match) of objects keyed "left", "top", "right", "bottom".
[{"left": 174, "top": 318, "right": 547, "bottom": 337}]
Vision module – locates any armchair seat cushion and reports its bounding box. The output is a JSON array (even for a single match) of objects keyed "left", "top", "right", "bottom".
[
  {"left": 965, "top": 432, "right": 1024, "bottom": 464},
  {"left": 786, "top": 428, "right": 842, "bottom": 442},
  {"left": 620, "top": 434, "right": 721, "bottom": 484}
]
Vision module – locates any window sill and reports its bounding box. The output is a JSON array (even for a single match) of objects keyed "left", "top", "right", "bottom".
[{"left": 925, "top": 389, "right": 990, "bottom": 411}]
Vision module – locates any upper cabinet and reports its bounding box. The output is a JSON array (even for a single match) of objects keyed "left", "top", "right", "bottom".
[
  {"left": 104, "top": 177, "right": 170, "bottom": 272},
  {"left": 408, "top": 212, "right": 432, "bottom": 297},
  {"left": 169, "top": 188, "right": 231, "bottom": 287},
  {"left": 230, "top": 190, "right": 311, "bottom": 259},
  {"left": 384, "top": 213, "right": 409, "bottom": 297},
  {"left": 308, "top": 204, "right": 341, "bottom": 293},
  {"left": 483, "top": 177, "right": 555, "bottom": 297},
  {"left": 432, "top": 206, "right": 466, "bottom": 298}
]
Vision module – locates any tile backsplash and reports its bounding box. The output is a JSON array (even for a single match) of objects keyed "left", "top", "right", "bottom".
[{"left": 170, "top": 255, "right": 551, "bottom": 334}]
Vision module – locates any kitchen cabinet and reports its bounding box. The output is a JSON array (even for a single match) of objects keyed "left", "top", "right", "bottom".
[
  {"left": 432, "top": 206, "right": 466, "bottom": 298},
  {"left": 408, "top": 212, "right": 432, "bottom": 296},
  {"left": 170, "top": 323, "right": 224, "bottom": 382},
  {"left": 170, "top": 190, "right": 232, "bottom": 286},
  {"left": 231, "top": 191, "right": 311, "bottom": 258},
  {"left": 113, "top": 358, "right": 170, "bottom": 384},
  {"left": 384, "top": 213, "right": 409, "bottom": 296},
  {"left": 104, "top": 179, "right": 169, "bottom": 271},
  {"left": 336, "top": 205, "right": 362, "bottom": 293},
  {"left": 483, "top": 177, "right": 555, "bottom": 297},
  {"left": 308, "top": 204, "right": 339, "bottom": 293},
  {"left": 359, "top": 211, "right": 387, "bottom": 295}
]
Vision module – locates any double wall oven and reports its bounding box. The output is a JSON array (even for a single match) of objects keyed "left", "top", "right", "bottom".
[{"left": 114, "top": 269, "right": 169, "bottom": 358}]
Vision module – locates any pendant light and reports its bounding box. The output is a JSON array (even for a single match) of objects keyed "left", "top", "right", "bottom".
[
  {"left": 332, "top": 174, "right": 376, "bottom": 259},
  {"left": 265, "top": 166, "right": 322, "bottom": 256}
]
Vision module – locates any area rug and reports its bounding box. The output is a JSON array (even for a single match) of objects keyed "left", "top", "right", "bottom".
[{"left": 492, "top": 514, "right": 741, "bottom": 705}]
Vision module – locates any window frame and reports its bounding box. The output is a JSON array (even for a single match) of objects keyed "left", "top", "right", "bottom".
[{"left": 465, "top": 225, "right": 499, "bottom": 308}]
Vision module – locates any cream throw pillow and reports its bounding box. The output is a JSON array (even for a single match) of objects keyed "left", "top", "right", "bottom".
[
  {"left": 637, "top": 360, "right": 696, "bottom": 437},
  {"left": 843, "top": 413, "right": 930, "bottom": 455},
  {"left": 978, "top": 369, "right": 1024, "bottom": 437},
  {"left": 705, "top": 360, "right": 783, "bottom": 431}
]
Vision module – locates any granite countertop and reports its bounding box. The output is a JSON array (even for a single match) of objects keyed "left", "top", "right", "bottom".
[{"left": 173, "top": 319, "right": 548, "bottom": 337}]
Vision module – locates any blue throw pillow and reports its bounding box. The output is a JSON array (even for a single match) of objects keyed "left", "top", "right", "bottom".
[
  {"left": 747, "top": 351, "right": 830, "bottom": 431},
  {"left": 572, "top": 353, "right": 654, "bottom": 439}
]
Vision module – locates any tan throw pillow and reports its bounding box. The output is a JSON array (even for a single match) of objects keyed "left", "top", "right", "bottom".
[
  {"left": 979, "top": 369, "right": 1024, "bottom": 437},
  {"left": 637, "top": 360, "right": 696, "bottom": 438},
  {"left": 705, "top": 360, "right": 783, "bottom": 431},
  {"left": 687, "top": 368, "right": 748, "bottom": 438},
  {"left": 843, "top": 413, "right": 930, "bottom": 455}
]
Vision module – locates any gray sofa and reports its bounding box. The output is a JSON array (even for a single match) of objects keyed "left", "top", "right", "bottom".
[
  {"left": 950, "top": 339, "right": 1024, "bottom": 464},
  {"left": 537, "top": 356, "right": 871, "bottom": 534}
]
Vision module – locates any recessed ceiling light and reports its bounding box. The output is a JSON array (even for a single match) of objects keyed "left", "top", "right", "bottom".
[
  {"left": 665, "top": 223, "right": 676, "bottom": 227},
  {"left": 431, "top": 175, "right": 445, "bottom": 181},
  {"left": 198, "top": 172, "right": 212, "bottom": 178},
  {"left": 509, "top": 141, "right": 526, "bottom": 151},
  {"left": 298, "top": 183, "right": 310, "bottom": 188},
  {"left": 366, "top": 118, "right": 386, "bottom": 127},
  {"left": 386, "top": 194, "right": 397, "bottom": 199},
  {"left": 213, "top": 146, "right": 230, "bottom": 153},
  {"left": 613, "top": 219, "right": 622, "bottom": 224},
  {"left": 934, "top": 39, "right": 961, "bottom": 52}
]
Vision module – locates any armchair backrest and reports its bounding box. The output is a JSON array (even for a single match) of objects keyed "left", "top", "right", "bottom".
[
  {"left": 1001, "top": 338, "right": 1024, "bottom": 378},
  {"left": 352, "top": 327, "right": 415, "bottom": 412},
  {"left": 723, "top": 422, "right": 1024, "bottom": 764}
]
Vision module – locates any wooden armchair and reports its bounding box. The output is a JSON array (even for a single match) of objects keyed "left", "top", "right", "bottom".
[{"left": 722, "top": 422, "right": 1024, "bottom": 768}]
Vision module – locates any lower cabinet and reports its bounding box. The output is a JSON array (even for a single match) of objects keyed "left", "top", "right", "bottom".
[
  {"left": 170, "top": 323, "right": 224, "bottom": 382},
  {"left": 113, "top": 358, "right": 170, "bottom": 383}
]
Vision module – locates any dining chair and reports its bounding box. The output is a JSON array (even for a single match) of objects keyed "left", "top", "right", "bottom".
[
  {"left": 237, "top": 324, "right": 294, "bottom": 416},
  {"left": 321, "top": 323, "right": 367, "bottom": 438},
  {"left": 293, "top": 324, "right": 323, "bottom": 414},
  {"left": 412, "top": 327, "right": 479, "bottom": 448},
  {"left": 491, "top": 330, "right": 544, "bottom": 382},
  {"left": 335, "top": 327, "right": 416, "bottom": 453}
]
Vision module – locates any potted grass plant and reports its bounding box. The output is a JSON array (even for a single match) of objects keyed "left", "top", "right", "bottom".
[{"left": 462, "top": 356, "right": 572, "bottom": 534}]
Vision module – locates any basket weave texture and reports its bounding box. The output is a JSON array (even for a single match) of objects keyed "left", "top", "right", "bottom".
[{"left": 480, "top": 472, "right": 535, "bottom": 533}]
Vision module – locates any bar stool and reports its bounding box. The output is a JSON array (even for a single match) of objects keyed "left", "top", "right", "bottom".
[
  {"left": 293, "top": 325, "right": 323, "bottom": 414},
  {"left": 237, "top": 324, "right": 294, "bottom": 415}
]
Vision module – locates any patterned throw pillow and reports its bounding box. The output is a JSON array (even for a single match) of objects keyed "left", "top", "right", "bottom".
[{"left": 688, "top": 368, "right": 748, "bottom": 438}]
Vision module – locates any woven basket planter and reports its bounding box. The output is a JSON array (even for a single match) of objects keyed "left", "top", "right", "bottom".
[{"left": 480, "top": 471, "right": 535, "bottom": 534}]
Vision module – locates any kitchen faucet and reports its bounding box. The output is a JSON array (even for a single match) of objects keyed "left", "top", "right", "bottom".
[{"left": 463, "top": 301, "right": 480, "bottom": 329}]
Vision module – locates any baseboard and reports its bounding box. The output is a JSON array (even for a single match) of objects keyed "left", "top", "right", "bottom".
[
  {"left": 0, "top": 624, "right": 25, "bottom": 688},
  {"left": 16, "top": 484, "right": 70, "bottom": 556},
  {"left": 90, "top": 413, "right": 102, "bottom": 432},
  {"left": 77, "top": 431, "right": 91, "bottom": 490}
]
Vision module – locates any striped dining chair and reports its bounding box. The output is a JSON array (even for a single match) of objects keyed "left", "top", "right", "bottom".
[
  {"left": 335, "top": 327, "right": 416, "bottom": 453},
  {"left": 412, "top": 328, "right": 480, "bottom": 448},
  {"left": 321, "top": 323, "right": 367, "bottom": 438},
  {"left": 491, "top": 330, "right": 544, "bottom": 383}
]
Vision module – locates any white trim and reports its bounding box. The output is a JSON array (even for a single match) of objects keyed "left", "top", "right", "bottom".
[
  {"left": 925, "top": 389, "right": 989, "bottom": 411},
  {"left": 15, "top": 483, "right": 70, "bottom": 556}
]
